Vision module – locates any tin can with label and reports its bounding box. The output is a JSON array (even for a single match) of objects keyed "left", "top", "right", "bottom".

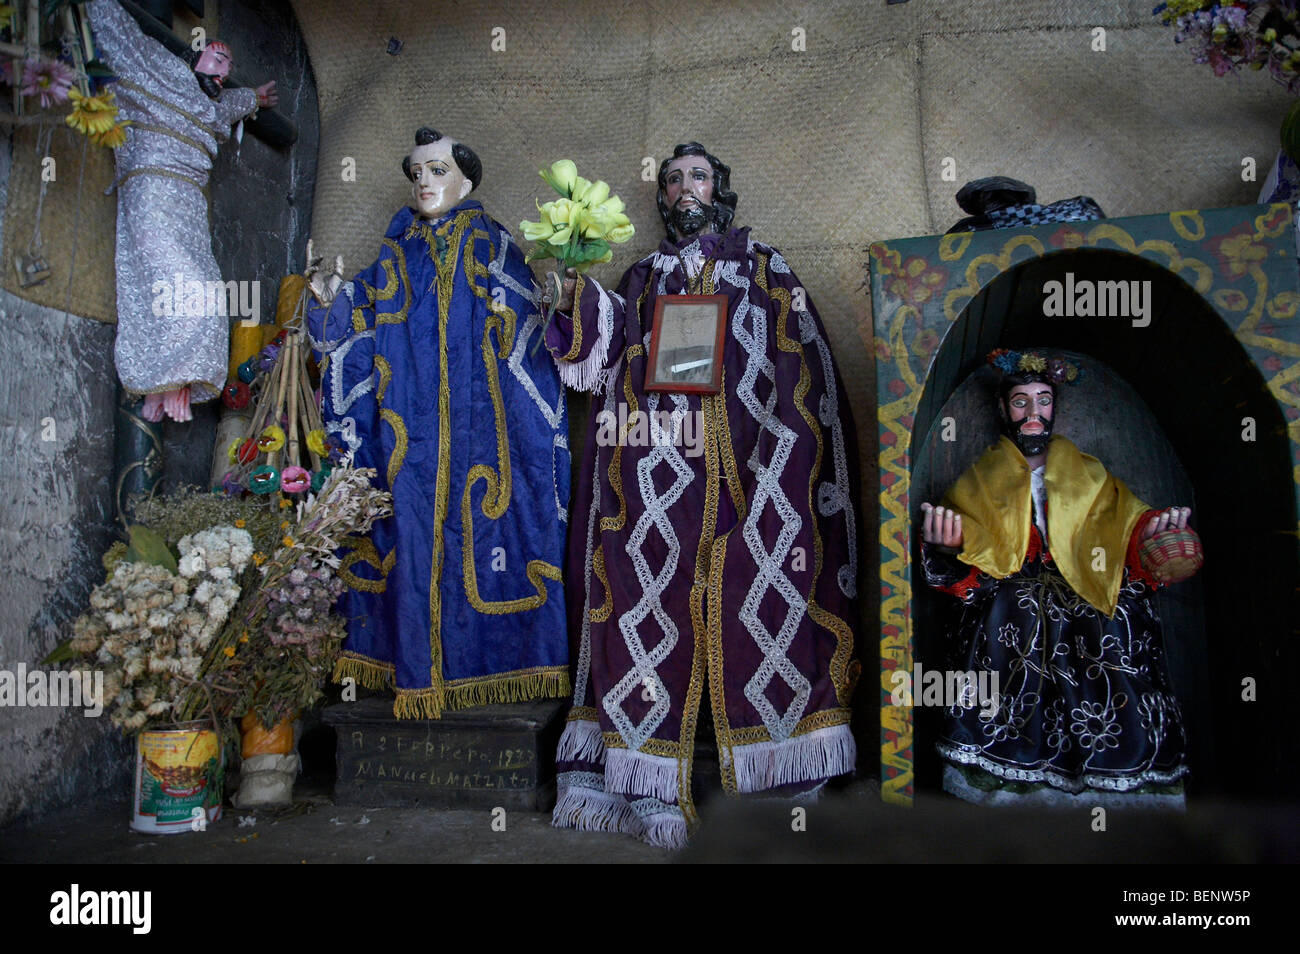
[{"left": 131, "top": 721, "right": 223, "bottom": 834}]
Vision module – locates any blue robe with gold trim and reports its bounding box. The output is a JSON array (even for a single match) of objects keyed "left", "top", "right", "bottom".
[{"left": 307, "top": 200, "right": 570, "bottom": 718}]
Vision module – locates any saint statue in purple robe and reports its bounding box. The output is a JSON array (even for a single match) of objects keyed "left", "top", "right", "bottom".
[{"left": 543, "top": 142, "right": 861, "bottom": 848}]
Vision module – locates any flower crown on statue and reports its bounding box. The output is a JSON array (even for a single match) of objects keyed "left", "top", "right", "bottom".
[{"left": 987, "top": 348, "right": 1082, "bottom": 385}]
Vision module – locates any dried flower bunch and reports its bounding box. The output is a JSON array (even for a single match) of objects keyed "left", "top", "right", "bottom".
[
  {"left": 57, "top": 462, "right": 393, "bottom": 738},
  {"left": 128, "top": 485, "right": 284, "bottom": 557},
  {"left": 68, "top": 526, "right": 253, "bottom": 732},
  {"left": 218, "top": 464, "right": 393, "bottom": 729}
]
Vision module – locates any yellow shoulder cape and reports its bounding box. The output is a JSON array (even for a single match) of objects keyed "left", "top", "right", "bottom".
[{"left": 940, "top": 436, "right": 1150, "bottom": 617}]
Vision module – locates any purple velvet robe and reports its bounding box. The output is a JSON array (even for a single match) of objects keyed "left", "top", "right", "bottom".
[{"left": 546, "top": 227, "right": 860, "bottom": 847}]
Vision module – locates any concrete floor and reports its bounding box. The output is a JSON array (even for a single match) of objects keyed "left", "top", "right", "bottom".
[
  {"left": 3, "top": 775, "right": 1295, "bottom": 863},
  {"left": 0, "top": 796, "right": 668, "bottom": 864}
]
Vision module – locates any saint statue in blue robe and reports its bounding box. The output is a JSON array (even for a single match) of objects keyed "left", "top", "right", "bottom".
[{"left": 306, "top": 128, "right": 570, "bottom": 718}]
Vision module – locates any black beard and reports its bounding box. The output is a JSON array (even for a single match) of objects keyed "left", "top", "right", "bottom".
[
  {"left": 1008, "top": 419, "right": 1053, "bottom": 458},
  {"left": 194, "top": 72, "right": 223, "bottom": 100},
  {"left": 670, "top": 201, "right": 714, "bottom": 239}
]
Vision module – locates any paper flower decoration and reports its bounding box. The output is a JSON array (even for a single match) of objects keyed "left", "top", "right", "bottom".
[
  {"left": 987, "top": 349, "right": 1081, "bottom": 384},
  {"left": 22, "top": 58, "right": 74, "bottom": 108},
  {"left": 66, "top": 88, "right": 118, "bottom": 136},
  {"left": 306, "top": 429, "right": 327, "bottom": 457},
  {"left": 258, "top": 425, "right": 286, "bottom": 453}
]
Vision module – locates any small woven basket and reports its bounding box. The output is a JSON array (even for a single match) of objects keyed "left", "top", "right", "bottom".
[{"left": 1138, "top": 527, "right": 1204, "bottom": 585}]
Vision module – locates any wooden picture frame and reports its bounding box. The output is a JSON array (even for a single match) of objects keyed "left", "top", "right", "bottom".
[{"left": 644, "top": 294, "right": 728, "bottom": 394}]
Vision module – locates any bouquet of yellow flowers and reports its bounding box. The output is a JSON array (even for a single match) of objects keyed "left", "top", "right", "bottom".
[
  {"left": 521, "top": 159, "right": 635, "bottom": 272},
  {"left": 521, "top": 160, "right": 635, "bottom": 348}
]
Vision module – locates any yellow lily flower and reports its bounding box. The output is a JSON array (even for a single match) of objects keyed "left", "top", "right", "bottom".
[
  {"left": 539, "top": 159, "right": 577, "bottom": 197},
  {"left": 520, "top": 217, "right": 552, "bottom": 242},
  {"left": 578, "top": 179, "right": 611, "bottom": 207},
  {"left": 579, "top": 208, "right": 609, "bottom": 240},
  {"left": 580, "top": 202, "right": 626, "bottom": 239},
  {"left": 544, "top": 198, "right": 577, "bottom": 245},
  {"left": 607, "top": 221, "right": 636, "bottom": 244},
  {"left": 592, "top": 195, "right": 625, "bottom": 218}
]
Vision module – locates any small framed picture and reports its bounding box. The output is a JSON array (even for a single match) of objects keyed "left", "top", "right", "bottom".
[{"left": 644, "top": 294, "right": 727, "bottom": 394}]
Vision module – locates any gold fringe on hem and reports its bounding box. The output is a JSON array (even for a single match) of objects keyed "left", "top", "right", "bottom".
[
  {"left": 394, "top": 686, "right": 447, "bottom": 720},
  {"left": 392, "top": 668, "right": 572, "bottom": 720},
  {"left": 445, "top": 669, "right": 571, "bottom": 712},
  {"left": 332, "top": 654, "right": 395, "bottom": 691}
]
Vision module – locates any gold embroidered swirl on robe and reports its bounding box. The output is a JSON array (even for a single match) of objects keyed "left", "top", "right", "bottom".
[
  {"left": 338, "top": 534, "right": 397, "bottom": 593},
  {"left": 459, "top": 225, "right": 562, "bottom": 613}
]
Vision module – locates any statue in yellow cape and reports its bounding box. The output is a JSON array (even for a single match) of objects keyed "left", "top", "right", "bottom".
[{"left": 919, "top": 349, "right": 1200, "bottom": 806}]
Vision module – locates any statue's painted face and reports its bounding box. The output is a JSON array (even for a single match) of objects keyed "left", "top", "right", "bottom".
[
  {"left": 1005, "top": 382, "right": 1055, "bottom": 456},
  {"left": 194, "top": 43, "right": 232, "bottom": 85},
  {"left": 408, "top": 139, "right": 472, "bottom": 220},
  {"left": 663, "top": 155, "right": 716, "bottom": 236}
]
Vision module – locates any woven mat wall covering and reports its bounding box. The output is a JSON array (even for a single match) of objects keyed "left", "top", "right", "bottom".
[
  {"left": 2, "top": 125, "right": 117, "bottom": 322},
  {"left": 289, "top": 0, "right": 1293, "bottom": 584}
]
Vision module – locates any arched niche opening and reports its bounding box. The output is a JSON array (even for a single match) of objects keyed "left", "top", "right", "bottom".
[{"left": 908, "top": 248, "right": 1296, "bottom": 800}]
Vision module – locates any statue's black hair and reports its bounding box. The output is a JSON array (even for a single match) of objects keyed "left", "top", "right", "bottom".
[{"left": 401, "top": 126, "right": 482, "bottom": 191}]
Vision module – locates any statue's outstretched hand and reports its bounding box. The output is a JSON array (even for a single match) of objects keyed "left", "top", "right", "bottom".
[
  {"left": 256, "top": 81, "right": 278, "bottom": 108},
  {"left": 305, "top": 239, "right": 344, "bottom": 306},
  {"left": 1141, "top": 506, "right": 1191, "bottom": 540},
  {"left": 921, "top": 502, "right": 963, "bottom": 549},
  {"left": 542, "top": 267, "right": 578, "bottom": 312}
]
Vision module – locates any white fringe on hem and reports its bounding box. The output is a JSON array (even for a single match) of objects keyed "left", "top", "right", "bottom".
[
  {"left": 555, "top": 718, "right": 606, "bottom": 765},
  {"left": 604, "top": 747, "right": 680, "bottom": 802},
  {"left": 640, "top": 815, "right": 688, "bottom": 851},
  {"left": 551, "top": 782, "right": 688, "bottom": 850},
  {"left": 552, "top": 784, "right": 638, "bottom": 833},
  {"left": 554, "top": 283, "right": 614, "bottom": 394},
  {"left": 730, "top": 724, "right": 856, "bottom": 794}
]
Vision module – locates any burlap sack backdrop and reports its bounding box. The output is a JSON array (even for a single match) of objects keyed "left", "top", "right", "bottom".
[{"left": 2, "top": 123, "right": 117, "bottom": 323}]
